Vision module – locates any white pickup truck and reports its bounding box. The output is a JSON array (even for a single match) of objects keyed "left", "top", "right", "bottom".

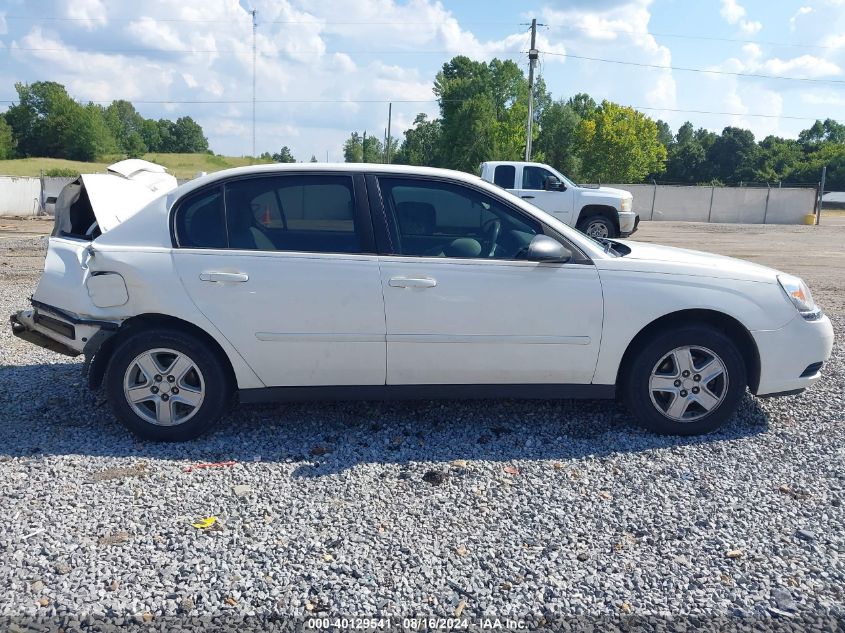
[{"left": 479, "top": 161, "right": 638, "bottom": 238}]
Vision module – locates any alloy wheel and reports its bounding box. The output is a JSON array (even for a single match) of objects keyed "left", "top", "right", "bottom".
[
  {"left": 123, "top": 348, "right": 205, "bottom": 426},
  {"left": 648, "top": 345, "right": 729, "bottom": 422}
]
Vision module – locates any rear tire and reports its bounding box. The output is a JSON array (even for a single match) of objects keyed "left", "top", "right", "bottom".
[
  {"left": 622, "top": 325, "right": 746, "bottom": 436},
  {"left": 578, "top": 214, "right": 617, "bottom": 239},
  {"left": 104, "top": 328, "right": 232, "bottom": 441}
]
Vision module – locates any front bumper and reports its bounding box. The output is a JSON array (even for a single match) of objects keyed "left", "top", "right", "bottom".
[
  {"left": 10, "top": 302, "right": 116, "bottom": 357},
  {"left": 619, "top": 211, "right": 639, "bottom": 237},
  {"left": 752, "top": 313, "right": 835, "bottom": 396}
]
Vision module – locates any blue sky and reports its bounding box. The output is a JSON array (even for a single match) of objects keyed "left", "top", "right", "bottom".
[{"left": 0, "top": 0, "right": 843, "bottom": 160}]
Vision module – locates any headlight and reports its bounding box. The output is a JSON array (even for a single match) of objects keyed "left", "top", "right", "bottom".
[
  {"left": 620, "top": 198, "right": 632, "bottom": 212},
  {"left": 777, "top": 274, "right": 820, "bottom": 319}
]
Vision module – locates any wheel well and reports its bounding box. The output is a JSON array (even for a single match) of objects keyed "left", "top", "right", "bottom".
[
  {"left": 577, "top": 205, "right": 620, "bottom": 233},
  {"left": 616, "top": 309, "right": 761, "bottom": 393},
  {"left": 87, "top": 314, "right": 236, "bottom": 391}
]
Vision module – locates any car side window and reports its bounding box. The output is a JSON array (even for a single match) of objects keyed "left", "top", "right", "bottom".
[
  {"left": 224, "top": 174, "right": 362, "bottom": 253},
  {"left": 522, "top": 166, "right": 555, "bottom": 190},
  {"left": 174, "top": 187, "right": 227, "bottom": 249},
  {"left": 493, "top": 165, "right": 516, "bottom": 189},
  {"left": 378, "top": 177, "right": 542, "bottom": 260}
]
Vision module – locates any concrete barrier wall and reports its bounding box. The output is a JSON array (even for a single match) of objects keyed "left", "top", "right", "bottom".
[
  {"left": 765, "top": 188, "right": 817, "bottom": 224},
  {"left": 0, "top": 175, "right": 820, "bottom": 223},
  {"left": 594, "top": 184, "right": 815, "bottom": 224},
  {"left": 0, "top": 177, "right": 42, "bottom": 216}
]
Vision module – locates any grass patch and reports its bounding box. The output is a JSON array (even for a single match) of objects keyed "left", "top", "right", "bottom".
[{"left": 0, "top": 153, "right": 275, "bottom": 179}]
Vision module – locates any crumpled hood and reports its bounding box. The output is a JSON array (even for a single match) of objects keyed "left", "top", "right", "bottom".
[
  {"left": 53, "top": 159, "right": 178, "bottom": 236},
  {"left": 607, "top": 239, "right": 782, "bottom": 283}
]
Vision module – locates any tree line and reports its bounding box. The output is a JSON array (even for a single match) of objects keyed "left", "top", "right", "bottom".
[
  {"left": 343, "top": 55, "right": 845, "bottom": 190},
  {"left": 0, "top": 81, "right": 209, "bottom": 162}
]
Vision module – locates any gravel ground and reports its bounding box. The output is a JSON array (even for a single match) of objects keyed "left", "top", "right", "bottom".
[{"left": 1, "top": 224, "right": 844, "bottom": 631}]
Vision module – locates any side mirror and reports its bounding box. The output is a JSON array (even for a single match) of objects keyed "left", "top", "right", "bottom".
[
  {"left": 527, "top": 235, "right": 572, "bottom": 263},
  {"left": 543, "top": 175, "right": 565, "bottom": 191}
]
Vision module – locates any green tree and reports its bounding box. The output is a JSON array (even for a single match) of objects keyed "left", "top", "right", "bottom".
[
  {"left": 124, "top": 131, "right": 147, "bottom": 158},
  {"left": 577, "top": 101, "right": 667, "bottom": 183},
  {"left": 655, "top": 119, "right": 673, "bottom": 148},
  {"left": 708, "top": 126, "right": 759, "bottom": 183},
  {"left": 395, "top": 113, "right": 443, "bottom": 166},
  {"left": 140, "top": 119, "right": 162, "bottom": 152},
  {"left": 664, "top": 122, "right": 710, "bottom": 183},
  {"left": 104, "top": 100, "right": 147, "bottom": 154},
  {"left": 309, "top": 154, "right": 318, "bottom": 163},
  {"left": 170, "top": 116, "right": 208, "bottom": 153},
  {"left": 343, "top": 132, "right": 383, "bottom": 163},
  {"left": 0, "top": 116, "right": 14, "bottom": 159},
  {"left": 798, "top": 118, "right": 845, "bottom": 146},
  {"left": 753, "top": 136, "right": 803, "bottom": 183},
  {"left": 535, "top": 100, "right": 582, "bottom": 179},
  {"left": 567, "top": 93, "right": 597, "bottom": 120},
  {"left": 4, "top": 82, "right": 117, "bottom": 160},
  {"left": 272, "top": 146, "right": 296, "bottom": 163},
  {"left": 433, "top": 56, "right": 529, "bottom": 172}
]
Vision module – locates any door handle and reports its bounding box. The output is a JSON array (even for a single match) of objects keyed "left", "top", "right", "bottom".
[
  {"left": 199, "top": 271, "right": 249, "bottom": 283},
  {"left": 521, "top": 195, "right": 535, "bottom": 200},
  {"left": 388, "top": 276, "right": 437, "bottom": 288}
]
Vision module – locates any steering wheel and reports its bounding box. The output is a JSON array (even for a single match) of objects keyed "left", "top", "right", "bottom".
[{"left": 481, "top": 218, "right": 501, "bottom": 257}]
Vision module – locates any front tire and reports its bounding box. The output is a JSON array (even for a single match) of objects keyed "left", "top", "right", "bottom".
[
  {"left": 578, "top": 214, "right": 617, "bottom": 239},
  {"left": 622, "top": 325, "right": 746, "bottom": 435},
  {"left": 104, "top": 328, "right": 232, "bottom": 441}
]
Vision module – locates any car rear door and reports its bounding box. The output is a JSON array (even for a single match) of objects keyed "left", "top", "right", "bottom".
[
  {"left": 172, "top": 172, "right": 386, "bottom": 387},
  {"left": 370, "top": 174, "right": 603, "bottom": 386}
]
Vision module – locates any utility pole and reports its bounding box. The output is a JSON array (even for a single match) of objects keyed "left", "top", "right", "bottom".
[
  {"left": 818, "top": 165, "right": 827, "bottom": 225},
  {"left": 525, "top": 18, "right": 538, "bottom": 161},
  {"left": 251, "top": 9, "right": 257, "bottom": 159},
  {"left": 362, "top": 131, "right": 367, "bottom": 162},
  {"left": 386, "top": 102, "right": 393, "bottom": 164}
]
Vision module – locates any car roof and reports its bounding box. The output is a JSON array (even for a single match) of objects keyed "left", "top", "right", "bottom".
[{"left": 171, "top": 163, "right": 487, "bottom": 200}]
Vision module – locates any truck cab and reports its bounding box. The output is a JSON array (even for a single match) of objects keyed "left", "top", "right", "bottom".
[{"left": 479, "top": 161, "right": 638, "bottom": 238}]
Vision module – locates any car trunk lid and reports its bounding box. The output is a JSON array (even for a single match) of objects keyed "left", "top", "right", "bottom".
[{"left": 52, "top": 159, "right": 177, "bottom": 238}]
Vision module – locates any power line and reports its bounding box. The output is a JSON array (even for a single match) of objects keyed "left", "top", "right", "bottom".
[
  {"left": 540, "top": 51, "right": 845, "bottom": 85},
  {"left": 2, "top": 47, "right": 524, "bottom": 56}
]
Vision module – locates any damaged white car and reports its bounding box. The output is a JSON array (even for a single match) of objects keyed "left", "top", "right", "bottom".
[{"left": 11, "top": 161, "right": 834, "bottom": 441}]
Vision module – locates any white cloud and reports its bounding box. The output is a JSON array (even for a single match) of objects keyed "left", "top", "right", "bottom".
[
  {"left": 789, "top": 6, "right": 813, "bottom": 31},
  {"left": 739, "top": 20, "right": 762, "bottom": 35},
  {"left": 720, "top": 0, "right": 761, "bottom": 35},
  {"left": 761, "top": 55, "right": 841, "bottom": 78},
  {"left": 541, "top": 0, "right": 677, "bottom": 110},
  {"left": 66, "top": 0, "right": 107, "bottom": 30}
]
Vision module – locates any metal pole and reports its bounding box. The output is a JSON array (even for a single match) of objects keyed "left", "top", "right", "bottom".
[
  {"left": 650, "top": 179, "right": 657, "bottom": 221},
  {"left": 707, "top": 185, "right": 715, "bottom": 223},
  {"left": 386, "top": 102, "right": 393, "bottom": 164},
  {"left": 763, "top": 183, "right": 771, "bottom": 224},
  {"left": 251, "top": 9, "right": 257, "bottom": 159},
  {"left": 525, "top": 19, "right": 538, "bottom": 161},
  {"left": 818, "top": 165, "right": 827, "bottom": 225}
]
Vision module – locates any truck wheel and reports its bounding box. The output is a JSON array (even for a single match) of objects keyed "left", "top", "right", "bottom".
[
  {"left": 622, "top": 325, "right": 746, "bottom": 436},
  {"left": 578, "top": 215, "right": 616, "bottom": 238},
  {"left": 104, "top": 328, "right": 232, "bottom": 441}
]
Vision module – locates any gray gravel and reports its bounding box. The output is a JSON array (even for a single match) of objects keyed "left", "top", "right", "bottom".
[{"left": 1, "top": 230, "right": 844, "bottom": 630}]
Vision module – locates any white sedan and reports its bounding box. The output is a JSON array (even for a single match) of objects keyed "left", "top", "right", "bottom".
[{"left": 11, "top": 161, "right": 834, "bottom": 441}]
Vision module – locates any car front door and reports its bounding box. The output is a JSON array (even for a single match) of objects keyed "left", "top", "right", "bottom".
[
  {"left": 515, "top": 165, "right": 576, "bottom": 226},
  {"left": 172, "top": 173, "right": 386, "bottom": 387},
  {"left": 372, "top": 175, "right": 603, "bottom": 386}
]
